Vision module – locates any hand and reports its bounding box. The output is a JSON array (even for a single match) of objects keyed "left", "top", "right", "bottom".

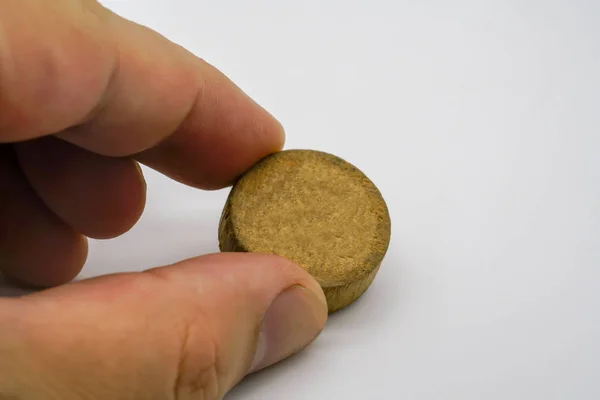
[{"left": 0, "top": 1, "right": 328, "bottom": 399}]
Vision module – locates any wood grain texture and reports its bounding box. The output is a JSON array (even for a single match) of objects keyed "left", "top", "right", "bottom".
[{"left": 218, "top": 149, "right": 391, "bottom": 313}]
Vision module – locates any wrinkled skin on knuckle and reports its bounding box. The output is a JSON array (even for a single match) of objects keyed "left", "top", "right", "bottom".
[
  {"left": 105, "top": 273, "right": 227, "bottom": 400},
  {"left": 173, "top": 316, "right": 223, "bottom": 400},
  {"left": 142, "top": 270, "right": 225, "bottom": 400}
]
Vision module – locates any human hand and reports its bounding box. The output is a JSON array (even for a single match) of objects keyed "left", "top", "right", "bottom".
[{"left": 0, "top": 1, "right": 328, "bottom": 399}]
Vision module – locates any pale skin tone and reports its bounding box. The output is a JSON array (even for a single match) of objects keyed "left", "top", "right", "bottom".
[{"left": 0, "top": 1, "right": 328, "bottom": 399}]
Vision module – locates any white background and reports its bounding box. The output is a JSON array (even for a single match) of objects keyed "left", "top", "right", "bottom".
[{"left": 3, "top": 1, "right": 600, "bottom": 398}]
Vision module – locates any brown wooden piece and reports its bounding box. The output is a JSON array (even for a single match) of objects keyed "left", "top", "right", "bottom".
[{"left": 218, "top": 149, "right": 391, "bottom": 313}]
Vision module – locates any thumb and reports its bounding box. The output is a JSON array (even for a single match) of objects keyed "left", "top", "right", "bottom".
[{"left": 0, "top": 253, "right": 328, "bottom": 399}]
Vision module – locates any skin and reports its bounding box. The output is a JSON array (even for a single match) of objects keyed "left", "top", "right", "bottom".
[{"left": 0, "top": 1, "right": 328, "bottom": 399}]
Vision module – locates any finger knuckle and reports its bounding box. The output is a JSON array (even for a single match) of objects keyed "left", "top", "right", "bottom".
[
  {"left": 173, "top": 307, "right": 224, "bottom": 400},
  {"left": 143, "top": 270, "right": 225, "bottom": 400}
]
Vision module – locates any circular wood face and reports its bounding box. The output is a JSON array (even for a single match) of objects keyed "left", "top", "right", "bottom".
[{"left": 219, "top": 149, "right": 391, "bottom": 313}]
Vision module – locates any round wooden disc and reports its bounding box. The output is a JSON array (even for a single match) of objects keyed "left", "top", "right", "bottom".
[{"left": 218, "top": 149, "right": 391, "bottom": 313}]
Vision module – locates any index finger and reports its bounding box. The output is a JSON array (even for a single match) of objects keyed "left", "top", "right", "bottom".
[{"left": 0, "top": 0, "right": 284, "bottom": 189}]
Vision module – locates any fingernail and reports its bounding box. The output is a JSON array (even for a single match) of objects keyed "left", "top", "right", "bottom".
[{"left": 249, "top": 285, "right": 327, "bottom": 373}]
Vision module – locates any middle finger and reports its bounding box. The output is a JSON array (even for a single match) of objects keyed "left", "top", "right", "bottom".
[{"left": 14, "top": 136, "right": 147, "bottom": 240}]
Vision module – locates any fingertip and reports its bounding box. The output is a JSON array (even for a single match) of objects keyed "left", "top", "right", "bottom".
[
  {"left": 2, "top": 234, "right": 88, "bottom": 289},
  {"left": 136, "top": 77, "right": 287, "bottom": 190},
  {"left": 248, "top": 284, "right": 327, "bottom": 374},
  {"left": 144, "top": 252, "right": 327, "bottom": 387},
  {"left": 15, "top": 137, "right": 147, "bottom": 240}
]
